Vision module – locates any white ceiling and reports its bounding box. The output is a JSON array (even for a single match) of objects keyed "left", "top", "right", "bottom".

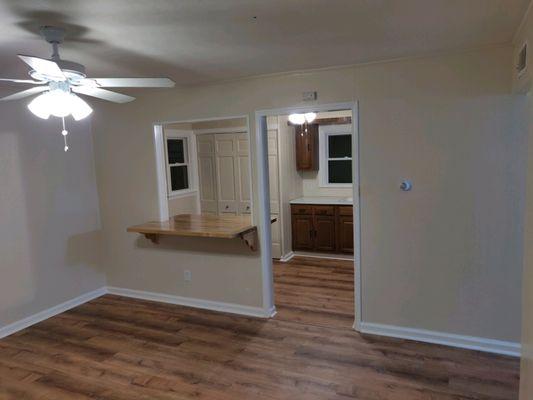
[{"left": 0, "top": 0, "right": 530, "bottom": 85}]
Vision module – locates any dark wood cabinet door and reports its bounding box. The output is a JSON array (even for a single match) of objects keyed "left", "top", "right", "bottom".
[
  {"left": 295, "top": 125, "right": 318, "bottom": 170},
  {"left": 337, "top": 215, "right": 354, "bottom": 254},
  {"left": 313, "top": 216, "right": 336, "bottom": 252},
  {"left": 292, "top": 215, "right": 314, "bottom": 251}
]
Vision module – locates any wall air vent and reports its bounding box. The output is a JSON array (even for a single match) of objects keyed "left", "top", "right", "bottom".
[{"left": 517, "top": 42, "right": 527, "bottom": 77}]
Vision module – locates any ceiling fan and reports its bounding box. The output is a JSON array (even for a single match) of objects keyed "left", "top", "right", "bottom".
[{"left": 0, "top": 26, "right": 175, "bottom": 151}]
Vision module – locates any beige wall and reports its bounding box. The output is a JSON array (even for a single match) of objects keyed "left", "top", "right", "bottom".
[
  {"left": 0, "top": 103, "right": 105, "bottom": 328},
  {"left": 92, "top": 45, "right": 524, "bottom": 342},
  {"left": 515, "top": 6, "right": 533, "bottom": 399},
  {"left": 301, "top": 171, "right": 353, "bottom": 197}
]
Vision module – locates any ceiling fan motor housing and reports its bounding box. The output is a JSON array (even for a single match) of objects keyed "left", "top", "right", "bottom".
[{"left": 40, "top": 26, "right": 66, "bottom": 44}]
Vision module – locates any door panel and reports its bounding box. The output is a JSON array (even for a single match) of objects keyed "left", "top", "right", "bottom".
[
  {"left": 196, "top": 135, "right": 217, "bottom": 214},
  {"left": 238, "top": 155, "right": 250, "bottom": 202},
  {"left": 295, "top": 125, "right": 318, "bottom": 170},
  {"left": 337, "top": 215, "right": 354, "bottom": 254},
  {"left": 267, "top": 127, "right": 282, "bottom": 257},
  {"left": 313, "top": 216, "right": 336, "bottom": 252},
  {"left": 216, "top": 156, "right": 236, "bottom": 200},
  {"left": 292, "top": 215, "right": 314, "bottom": 251}
]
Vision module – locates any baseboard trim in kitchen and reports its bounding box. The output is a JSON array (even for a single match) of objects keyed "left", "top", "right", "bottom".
[
  {"left": 278, "top": 252, "right": 295, "bottom": 262},
  {"left": 293, "top": 251, "right": 354, "bottom": 261}
]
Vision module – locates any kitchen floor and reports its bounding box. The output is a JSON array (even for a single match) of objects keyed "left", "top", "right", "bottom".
[{"left": 273, "top": 256, "right": 355, "bottom": 328}]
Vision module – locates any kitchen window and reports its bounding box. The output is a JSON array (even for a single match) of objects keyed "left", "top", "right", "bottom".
[{"left": 319, "top": 124, "right": 352, "bottom": 187}]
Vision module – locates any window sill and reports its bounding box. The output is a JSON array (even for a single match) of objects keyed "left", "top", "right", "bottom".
[
  {"left": 318, "top": 183, "right": 353, "bottom": 188},
  {"left": 168, "top": 189, "right": 198, "bottom": 200}
]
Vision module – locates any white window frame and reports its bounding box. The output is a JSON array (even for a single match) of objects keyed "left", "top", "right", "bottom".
[
  {"left": 318, "top": 124, "right": 353, "bottom": 187},
  {"left": 164, "top": 129, "right": 198, "bottom": 198}
]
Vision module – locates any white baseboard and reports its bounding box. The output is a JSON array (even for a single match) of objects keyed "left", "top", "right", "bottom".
[
  {"left": 293, "top": 251, "right": 354, "bottom": 261},
  {"left": 1, "top": 287, "right": 519, "bottom": 358},
  {"left": 107, "top": 286, "right": 275, "bottom": 318},
  {"left": 278, "top": 251, "right": 295, "bottom": 262},
  {"left": 0, "top": 287, "right": 107, "bottom": 339},
  {"left": 359, "top": 322, "right": 521, "bottom": 357}
]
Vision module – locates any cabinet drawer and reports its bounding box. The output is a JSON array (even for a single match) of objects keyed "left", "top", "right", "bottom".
[
  {"left": 313, "top": 205, "right": 334, "bottom": 216},
  {"left": 291, "top": 204, "right": 313, "bottom": 215},
  {"left": 219, "top": 202, "right": 236, "bottom": 213},
  {"left": 239, "top": 202, "right": 252, "bottom": 214},
  {"left": 338, "top": 205, "right": 353, "bottom": 216}
]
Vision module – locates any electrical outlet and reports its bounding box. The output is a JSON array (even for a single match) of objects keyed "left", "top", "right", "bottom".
[{"left": 184, "top": 270, "right": 192, "bottom": 282}]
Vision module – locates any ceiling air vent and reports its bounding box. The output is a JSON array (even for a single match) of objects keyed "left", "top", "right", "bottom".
[{"left": 517, "top": 42, "right": 527, "bottom": 77}]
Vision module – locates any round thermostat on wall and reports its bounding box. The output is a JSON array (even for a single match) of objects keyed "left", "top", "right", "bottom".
[{"left": 400, "top": 180, "right": 412, "bottom": 191}]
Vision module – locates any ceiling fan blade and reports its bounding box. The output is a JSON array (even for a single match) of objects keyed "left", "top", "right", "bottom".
[
  {"left": 0, "top": 78, "right": 46, "bottom": 85},
  {"left": 83, "top": 77, "right": 175, "bottom": 88},
  {"left": 72, "top": 86, "right": 135, "bottom": 103},
  {"left": 18, "top": 55, "right": 65, "bottom": 81},
  {"left": 0, "top": 86, "right": 48, "bottom": 101}
]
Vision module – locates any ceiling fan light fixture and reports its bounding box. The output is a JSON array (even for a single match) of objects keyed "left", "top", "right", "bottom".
[
  {"left": 288, "top": 113, "right": 306, "bottom": 125},
  {"left": 304, "top": 112, "right": 317, "bottom": 123},
  {"left": 289, "top": 112, "right": 317, "bottom": 125},
  {"left": 70, "top": 94, "right": 92, "bottom": 121},
  {"left": 47, "top": 89, "right": 73, "bottom": 118},
  {"left": 27, "top": 93, "right": 51, "bottom": 119}
]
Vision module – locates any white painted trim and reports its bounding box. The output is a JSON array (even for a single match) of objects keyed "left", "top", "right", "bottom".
[
  {"left": 255, "top": 115, "right": 274, "bottom": 311},
  {"left": 155, "top": 114, "right": 248, "bottom": 126},
  {"left": 193, "top": 126, "right": 248, "bottom": 135},
  {"left": 255, "top": 102, "right": 362, "bottom": 332},
  {"left": 293, "top": 251, "right": 354, "bottom": 261},
  {"left": 278, "top": 251, "right": 295, "bottom": 262},
  {"left": 0, "top": 287, "right": 107, "bottom": 339},
  {"left": 359, "top": 322, "right": 521, "bottom": 357},
  {"left": 107, "top": 287, "right": 275, "bottom": 318},
  {"left": 153, "top": 125, "right": 170, "bottom": 221},
  {"left": 351, "top": 102, "right": 362, "bottom": 331}
]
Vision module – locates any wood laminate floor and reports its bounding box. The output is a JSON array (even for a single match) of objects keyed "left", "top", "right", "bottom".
[
  {"left": 0, "top": 256, "right": 520, "bottom": 399},
  {"left": 273, "top": 256, "right": 355, "bottom": 329}
]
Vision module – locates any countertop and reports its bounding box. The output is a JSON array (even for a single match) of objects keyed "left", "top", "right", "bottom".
[{"left": 289, "top": 196, "right": 353, "bottom": 205}]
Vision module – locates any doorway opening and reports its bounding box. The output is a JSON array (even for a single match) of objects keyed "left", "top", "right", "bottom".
[{"left": 255, "top": 102, "right": 362, "bottom": 330}]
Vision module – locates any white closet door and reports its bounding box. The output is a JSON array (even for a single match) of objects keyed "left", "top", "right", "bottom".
[
  {"left": 267, "top": 120, "right": 282, "bottom": 259},
  {"left": 197, "top": 134, "right": 218, "bottom": 214},
  {"left": 236, "top": 133, "right": 251, "bottom": 215},
  {"left": 215, "top": 133, "right": 238, "bottom": 215}
]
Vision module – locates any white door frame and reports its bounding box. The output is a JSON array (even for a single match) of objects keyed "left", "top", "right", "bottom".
[{"left": 255, "top": 101, "right": 362, "bottom": 331}]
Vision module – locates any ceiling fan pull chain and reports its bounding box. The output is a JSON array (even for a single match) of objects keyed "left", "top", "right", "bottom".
[{"left": 61, "top": 117, "right": 69, "bottom": 152}]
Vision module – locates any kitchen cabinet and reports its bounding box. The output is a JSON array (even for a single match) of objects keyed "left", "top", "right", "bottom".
[
  {"left": 291, "top": 204, "right": 353, "bottom": 254},
  {"left": 295, "top": 124, "right": 318, "bottom": 170}
]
